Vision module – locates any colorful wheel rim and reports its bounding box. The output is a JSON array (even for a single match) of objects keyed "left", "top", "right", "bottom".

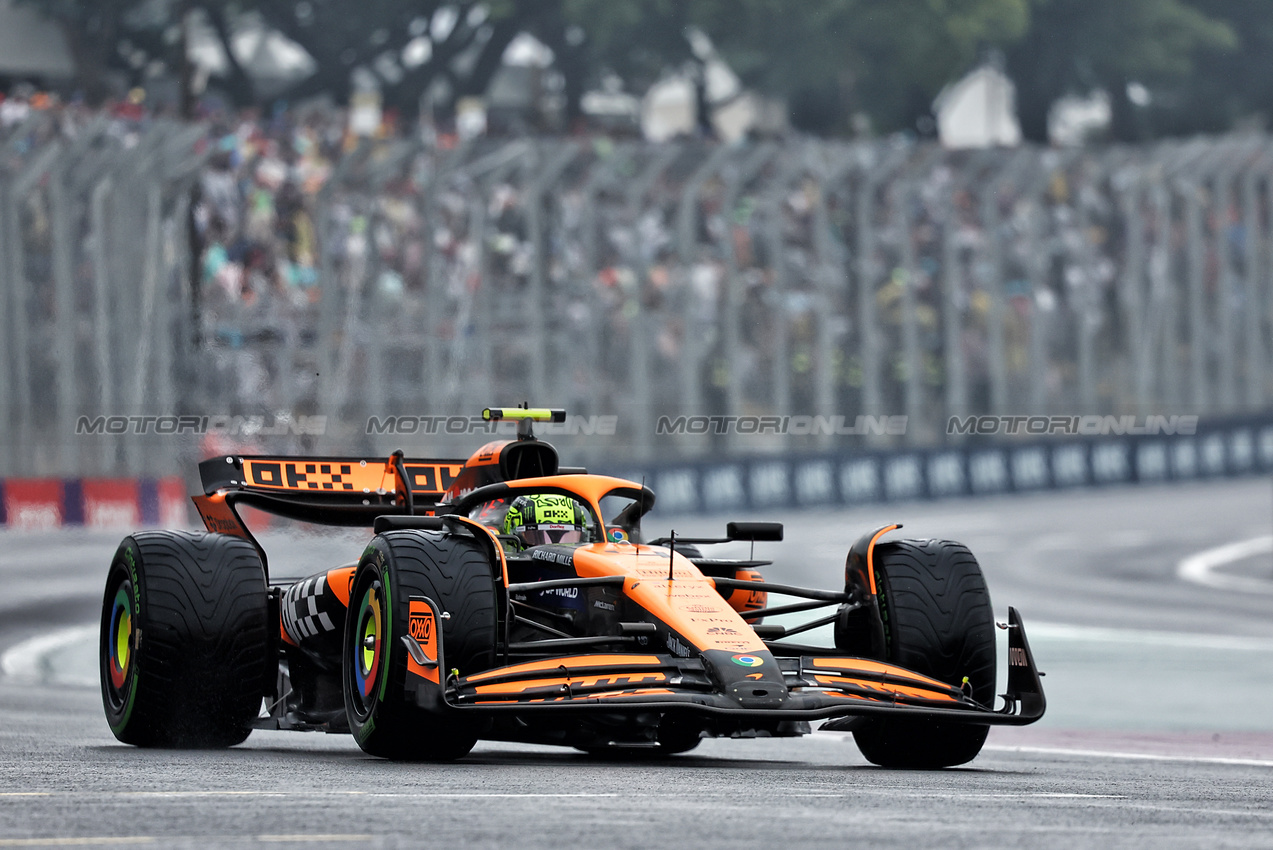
[
  {"left": 352, "top": 584, "right": 382, "bottom": 711},
  {"left": 107, "top": 582, "right": 132, "bottom": 696}
]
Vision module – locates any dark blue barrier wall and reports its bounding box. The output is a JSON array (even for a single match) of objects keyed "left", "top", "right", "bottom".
[{"left": 604, "top": 414, "right": 1273, "bottom": 516}]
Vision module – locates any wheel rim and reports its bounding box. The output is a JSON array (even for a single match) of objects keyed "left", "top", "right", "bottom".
[
  {"left": 351, "top": 583, "right": 382, "bottom": 716},
  {"left": 106, "top": 582, "right": 132, "bottom": 704}
]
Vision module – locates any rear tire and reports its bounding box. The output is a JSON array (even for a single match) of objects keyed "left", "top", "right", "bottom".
[
  {"left": 343, "top": 530, "right": 498, "bottom": 760},
  {"left": 100, "top": 531, "right": 270, "bottom": 748},
  {"left": 851, "top": 539, "right": 996, "bottom": 769}
]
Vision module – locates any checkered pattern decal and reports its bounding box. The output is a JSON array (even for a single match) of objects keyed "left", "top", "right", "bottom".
[{"left": 282, "top": 575, "right": 338, "bottom": 644}]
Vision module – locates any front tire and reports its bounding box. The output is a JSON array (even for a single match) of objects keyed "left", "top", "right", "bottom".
[
  {"left": 100, "top": 532, "right": 270, "bottom": 748},
  {"left": 343, "top": 530, "right": 498, "bottom": 760},
  {"left": 851, "top": 539, "right": 996, "bottom": 769}
]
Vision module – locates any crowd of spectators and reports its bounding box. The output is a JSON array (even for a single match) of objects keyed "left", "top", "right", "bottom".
[{"left": 2, "top": 81, "right": 1259, "bottom": 460}]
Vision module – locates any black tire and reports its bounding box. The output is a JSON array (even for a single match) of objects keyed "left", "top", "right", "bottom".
[
  {"left": 100, "top": 531, "right": 270, "bottom": 748},
  {"left": 851, "top": 539, "right": 996, "bottom": 769},
  {"left": 343, "top": 530, "right": 498, "bottom": 760},
  {"left": 656, "top": 713, "right": 704, "bottom": 754}
]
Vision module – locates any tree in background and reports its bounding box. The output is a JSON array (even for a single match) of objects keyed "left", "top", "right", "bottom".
[
  {"left": 562, "top": 0, "right": 1030, "bottom": 135},
  {"left": 17, "top": 0, "right": 551, "bottom": 119},
  {"left": 15, "top": 0, "right": 171, "bottom": 103},
  {"left": 20, "top": 0, "right": 1033, "bottom": 134},
  {"left": 712, "top": 0, "right": 1030, "bottom": 135},
  {"left": 240, "top": 0, "right": 525, "bottom": 116},
  {"left": 1005, "top": 0, "right": 1235, "bottom": 142},
  {"left": 18, "top": 0, "right": 1273, "bottom": 142},
  {"left": 1145, "top": 0, "right": 1273, "bottom": 136}
]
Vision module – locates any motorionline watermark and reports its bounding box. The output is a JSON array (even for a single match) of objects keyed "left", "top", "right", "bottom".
[
  {"left": 947, "top": 414, "right": 1199, "bottom": 437},
  {"left": 366, "top": 414, "right": 618, "bottom": 436},
  {"left": 76, "top": 413, "right": 327, "bottom": 436},
  {"left": 656, "top": 415, "right": 908, "bottom": 436}
]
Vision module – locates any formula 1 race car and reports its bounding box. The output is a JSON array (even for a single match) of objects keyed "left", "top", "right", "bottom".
[{"left": 100, "top": 407, "right": 1045, "bottom": 768}]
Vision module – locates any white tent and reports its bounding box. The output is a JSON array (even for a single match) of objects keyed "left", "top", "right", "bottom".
[{"left": 933, "top": 64, "right": 1022, "bottom": 149}]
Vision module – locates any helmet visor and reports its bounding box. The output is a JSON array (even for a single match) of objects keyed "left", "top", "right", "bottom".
[{"left": 518, "top": 524, "right": 584, "bottom": 546}]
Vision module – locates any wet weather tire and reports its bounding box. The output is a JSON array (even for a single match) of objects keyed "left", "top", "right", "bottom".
[
  {"left": 851, "top": 539, "right": 996, "bottom": 769},
  {"left": 100, "top": 531, "right": 270, "bottom": 748},
  {"left": 343, "top": 530, "right": 498, "bottom": 760}
]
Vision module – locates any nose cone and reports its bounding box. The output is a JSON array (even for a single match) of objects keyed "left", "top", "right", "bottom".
[
  {"left": 703, "top": 649, "right": 789, "bottom": 709},
  {"left": 726, "top": 679, "right": 788, "bottom": 709}
]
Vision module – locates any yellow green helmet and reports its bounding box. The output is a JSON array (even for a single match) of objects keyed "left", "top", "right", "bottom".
[{"left": 502, "top": 494, "right": 590, "bottom": 546}]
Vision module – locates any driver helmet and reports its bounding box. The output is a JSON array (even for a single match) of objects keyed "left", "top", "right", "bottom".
[{"left": 502, "top": 493, "right": 590, "bottom": 547}]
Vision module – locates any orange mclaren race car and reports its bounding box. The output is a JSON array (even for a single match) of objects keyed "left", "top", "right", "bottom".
[{"left": 100, "top": 407, "right": 1044, "bottom": 768}]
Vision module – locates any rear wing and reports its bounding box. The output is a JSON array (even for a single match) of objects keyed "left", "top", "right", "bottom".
[
  {"left": 192, "top": 453, "right": 468, "bottom": 578},
  {"left": 191, "top": 406, "right": 568, "bottom": 576},
  {"left": 199, "top": 454, "right": 465, "bottom": 504},
  {"left": 194, "top": 453, "right": 466, "bottom": 532}
]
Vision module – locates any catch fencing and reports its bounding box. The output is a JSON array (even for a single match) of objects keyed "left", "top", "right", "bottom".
[{"left": 2, "top": 113, "right": 1273, "bottom": 478}]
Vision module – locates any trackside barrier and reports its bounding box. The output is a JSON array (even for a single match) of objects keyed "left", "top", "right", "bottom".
[
  {"left": 7, "top": 412, "right": 1269, "bottom": 528},
  {"left": 10, "top": 121, "right": 1273, "bottom": 476},
  {"left": 608, "top": 413, "right": 1273, "bottom": 516},
  {"left": 0, "top": 477, "right": 189, "bottom": 531}
]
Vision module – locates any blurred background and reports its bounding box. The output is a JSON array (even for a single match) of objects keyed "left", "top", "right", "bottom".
[{"left": 2, "top": 0, "right": 1273, "bottom": 519}]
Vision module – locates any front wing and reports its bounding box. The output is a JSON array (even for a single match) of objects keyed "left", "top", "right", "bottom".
[{"left": 400, "top": 598, "right": 1045, "bottom": 726}]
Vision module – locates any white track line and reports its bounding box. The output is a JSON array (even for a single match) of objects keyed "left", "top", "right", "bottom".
[
  {"left": 1177, "top": 536, "right": 1273, "bottom": 594},
  {"left": 0, "top": 626, "right": 96, "bottom": 685},
  {"left": 1021, "top": 621, "right": 1273, "bottom": 651},
  {"left": 0, "top": 841, "right": 157, "bottom": 847},
  {"left": 819, "top": 732, "right": 1273, "bottom": 768},
  {"left": 983, "top": 744, "right": 1273, "bottom": 769}
]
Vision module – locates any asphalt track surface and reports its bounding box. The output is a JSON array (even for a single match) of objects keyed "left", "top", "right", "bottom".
[{"left": 2, "top": 478, "right": 1273, "bottom": 848}]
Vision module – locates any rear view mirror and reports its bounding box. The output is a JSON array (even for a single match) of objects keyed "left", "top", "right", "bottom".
[{"left": 726, "top": 521, "right": 783, "bottom": 542}]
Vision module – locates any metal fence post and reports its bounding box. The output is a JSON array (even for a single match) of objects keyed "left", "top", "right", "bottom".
[
  {"left": 1024, "top": 151, "right": 1066, "bottom": 413},
  {"left": 1116, "top": 163, "right": 1149, "bottom": 412},
  {"left": 362, "top": 139, "right": 419, "bottom": 434},
  {"left": 1179, "top": 170, "right": 1210, "bottom": 410},
  {"left": 1150, "top": 141, "right": 1212, "bottom": 410},
  {"left": 576, "top": 149, "right": 608, "bottom": 420},
  {"left": 854, "top": 146, "right": 883, "bottom": 422},
  {"left": 88, "top": 175, "right": 117, "bottom": 475},
  {"left": 676, "top": 144, "right": 731, "bottom": 434},
  {"left": 761, "top": 146, "right": 804, "bottom": 434},
  {"left": 4, "top": 140, "right": 65, "bottom": 475},
  {"left": 717, "top": 143, "right": 777, "bottom": 449},
  {"left": 855, "top": 142, "right": 912, "bottom": 432},
  {"left": 47, "top": 163, "right": 79, "bottom": 472},
  {"left": 1212, "top": 149, "right": 1240, "bottom": 412},
  {"left": 528, "top": 142, "right": 582, "bottom": 404},
  {"left": 416, "top": 141, "right": 467, "bottom": 415},
  {"left": 0, "top": 177, "right": 12, "bottom": 459},
  {"left": 1240, "top": 150, "right": 1268, "bottom": 409},
  {"left": 1264, "top": 150, "right": 1273, "bottom": 398},
  {"left": 314, "top": 141, "right": 368, "bottom": 448},
  {"left": 623, "top": 145, "right": 678, "bottom": 459},
  {"left": 939, "top": 159, "right": 976, "bottom": 431},
  {"left": 1069, "top": 154, "right": 1106, "bottom": 413},
  {"left": 891, "top": 149, "right": 941, "bottom": 443},
  {"left": 978, "top": 151, "right": 1029, "bottom": 416},
  {"left": 809, "top": 144, "right": 857, "bottom": 451},
  {"left": 125, "top": 179, "right": 164, "bottom": 475}
]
